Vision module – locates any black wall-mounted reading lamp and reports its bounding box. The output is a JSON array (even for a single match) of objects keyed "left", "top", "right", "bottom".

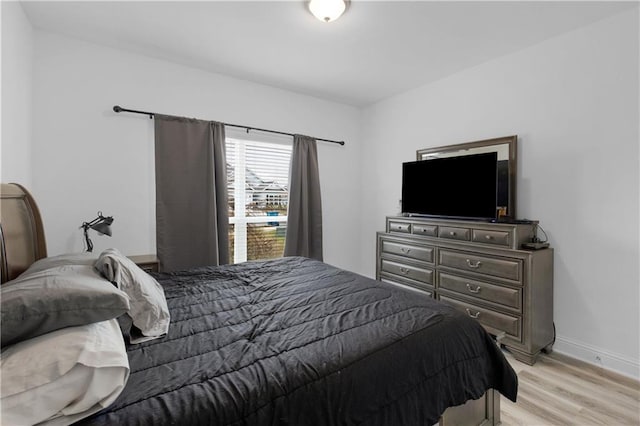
[{"left": 81, "top": 212, "right": 114, "bottom": 252}]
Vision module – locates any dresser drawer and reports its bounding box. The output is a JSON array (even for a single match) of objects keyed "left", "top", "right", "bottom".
[
  {"left": 380, "top": 275, "right": 434, "bottom": 297},
  {"left": 389, "top": 221, "right": 411, "bottom": 233},
  {"left": 381, "top": 239, "right": 434, "bottom": 263},
  {"left": 380, "top": 259, "right": 434, "bottom": 284},
  {"left": 472, "top": 229, "right": 511, "bottom": 247},
  {"left": 440, "top": 295, "right": 521, "bottom": 341},
  {"left": 439, "top": 249, "right": 522, "bottom": 282},
  {"left": 412, "top": 224, "right": 438, "bottom": 237},
  {"left": 439, "top": 272, "right": 521, "bottom": 311},
  {"left": 438, "top": 226, "right": 470, "bottom": 241}
]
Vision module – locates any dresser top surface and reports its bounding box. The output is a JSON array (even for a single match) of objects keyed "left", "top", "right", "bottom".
[{"left": 387, "top": 215, "right": 538, "bottom": 228}]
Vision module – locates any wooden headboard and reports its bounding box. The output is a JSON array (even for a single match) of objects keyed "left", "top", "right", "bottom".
[{"left": 0, "top": 183, "right": 47, "bottom": 283}]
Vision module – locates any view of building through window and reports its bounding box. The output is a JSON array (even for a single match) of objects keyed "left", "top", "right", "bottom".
[{"left": 227, "top": 137, "right": 292, "bottom": 263}]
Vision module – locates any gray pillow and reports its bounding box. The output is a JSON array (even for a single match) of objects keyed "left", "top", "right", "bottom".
[
  {"left": 1, "top": 264, "right": 130, "bottom": 347},
  {"left": 19, "top": 252, "right": 98, "bottom": 275}
]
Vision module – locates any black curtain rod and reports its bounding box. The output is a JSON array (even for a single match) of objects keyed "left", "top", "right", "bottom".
[{"left": 112, "top": 105, "right": 345, "bottom": 146}]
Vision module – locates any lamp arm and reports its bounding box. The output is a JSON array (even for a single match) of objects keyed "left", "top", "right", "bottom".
[
  {"left": 86, "top": 212, "right": 105, "bottom": 227},
  {"left": 83, "top": 226, "right": 94, "bottom": 252}
]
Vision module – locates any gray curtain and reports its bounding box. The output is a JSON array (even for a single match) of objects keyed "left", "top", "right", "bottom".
[
  {"left": 284, "top": 135, "right": 323, "bottom": 261},
  {"left": 154, "top": 115, "right": 229, "bottom": 271}
]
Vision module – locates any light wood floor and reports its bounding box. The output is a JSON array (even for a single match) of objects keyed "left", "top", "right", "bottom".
[{"left": 500, "top": 351, "right": 640, "bottom": 425}]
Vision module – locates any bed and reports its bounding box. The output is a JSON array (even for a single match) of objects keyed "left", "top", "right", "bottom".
[{"left": 0, "top": 183, "right": 517, "bottom": 425}]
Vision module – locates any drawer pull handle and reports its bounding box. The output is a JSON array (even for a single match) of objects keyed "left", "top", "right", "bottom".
[
  {"left": 466, "top": 284, "right": 481, "bottom": 293},
  {"left": 399, "top": 267, "right": 410, "bottom": 275},
  {"left": 400, "top": 248, "right": 411, "bottom": 254},
  {"left": 466, "top": 259, "right": 482, "bottom": 269},
  {"left": 466, "top": 309, "right": 481, "bottom": 319},
  {"left": 449, "top": 231, "right": 456, "bottom": 236},
  {"left": 485, "top": 235, "right": 493, "bottom": 240}
]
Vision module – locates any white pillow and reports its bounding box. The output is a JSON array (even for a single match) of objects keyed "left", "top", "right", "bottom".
[
  {"left": 1, "top": 319, "right": 130, "bottom": 426},
  {"left": 95, "top": 248, "right": 170, "bottom": 343}
]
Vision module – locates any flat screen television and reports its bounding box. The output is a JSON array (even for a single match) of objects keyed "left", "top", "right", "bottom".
[{"left": 401, "top": 152, "right": 498, "bottom": 220}]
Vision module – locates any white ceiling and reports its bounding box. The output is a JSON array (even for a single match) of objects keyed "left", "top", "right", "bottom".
[{"left": 21, "top": 1, "right": 636, "bottom": 106}]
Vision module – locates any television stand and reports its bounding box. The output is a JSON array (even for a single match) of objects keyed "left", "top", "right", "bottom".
[{"left": 376, "top": 216, "right": 554, "bottom": 365}]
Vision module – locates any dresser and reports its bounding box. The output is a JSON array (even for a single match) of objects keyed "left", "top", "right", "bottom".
[{"left": 376, "top": 216, "right": 553, "bottom": 365}]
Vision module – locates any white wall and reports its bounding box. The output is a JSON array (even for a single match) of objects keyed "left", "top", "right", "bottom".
[
  {"left": 1, "top": 2, "right": 33, "bottom": 186},
  {"left": 31, "top": 32, "right": 362, "bottom": 271},
  {"left": 361, "top": 9, "right": 639, "bottom": 378}
]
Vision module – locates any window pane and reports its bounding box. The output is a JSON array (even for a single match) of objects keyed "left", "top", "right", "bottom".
[
  {"left": 246, "top": 223, "right": 287, "bottom": 261},
  {"left": 228, "top": 224, "right": 235, "bottom": 264}
]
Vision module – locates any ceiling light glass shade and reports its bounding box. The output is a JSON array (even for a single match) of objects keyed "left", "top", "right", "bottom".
[{"left": 308, "top": 0, "right": 346, "bottom": 23}]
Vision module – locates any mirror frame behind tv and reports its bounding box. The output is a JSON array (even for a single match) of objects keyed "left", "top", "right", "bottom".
[{"left": 416, "top": 135, "right": 517, "bottom": 220}]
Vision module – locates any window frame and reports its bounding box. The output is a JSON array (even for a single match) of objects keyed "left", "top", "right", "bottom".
[{"left": 226, "top": 129, "right": 292, "bottom": 264}]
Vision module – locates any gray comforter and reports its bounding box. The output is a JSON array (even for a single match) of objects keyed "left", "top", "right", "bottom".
[{"left": 79, "top": 256, "right": 517, "bottom": 426}]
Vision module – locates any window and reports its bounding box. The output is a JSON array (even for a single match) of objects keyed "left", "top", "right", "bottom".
[{"left": 227, "top": 136, "right": 292, "bottom": 263}]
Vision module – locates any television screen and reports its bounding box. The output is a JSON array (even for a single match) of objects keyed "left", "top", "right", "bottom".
[{"left": 402, "top": 152, "right": 498, "bottom": 220}]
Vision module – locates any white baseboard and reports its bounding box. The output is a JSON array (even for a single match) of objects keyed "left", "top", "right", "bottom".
[{"left": 554, "top": 335, "right": 640, "bottom": 380}]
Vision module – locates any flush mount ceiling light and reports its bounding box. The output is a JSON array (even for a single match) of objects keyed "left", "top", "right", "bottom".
[{"left": 308, "top": 0, "right": 348, "bottom": 23}]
